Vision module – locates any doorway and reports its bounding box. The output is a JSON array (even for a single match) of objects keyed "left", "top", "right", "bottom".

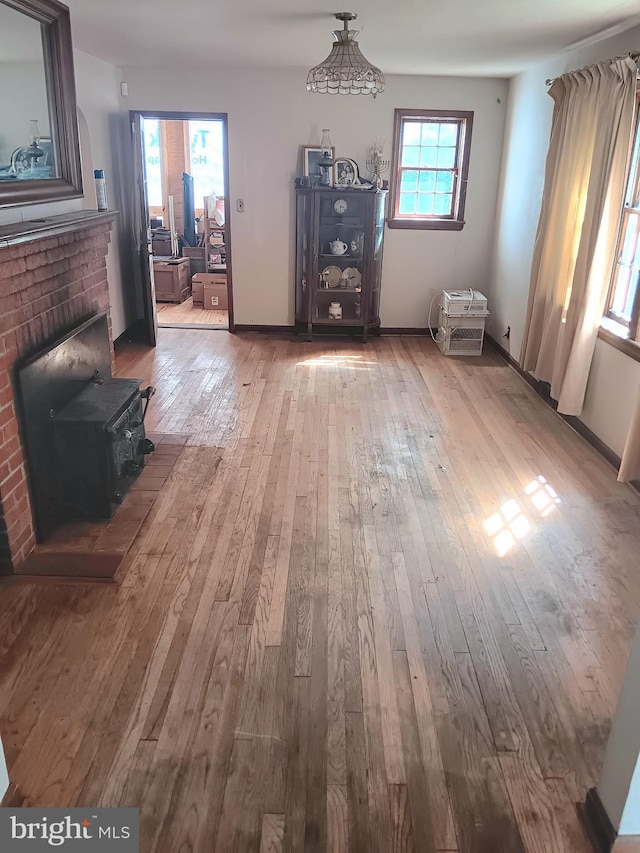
[{"left": 131, "top": 110, "right": 234, "bottom": 343}]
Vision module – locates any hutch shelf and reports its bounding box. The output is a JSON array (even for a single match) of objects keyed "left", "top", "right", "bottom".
[{"left": 295, "top": 187, "right": 387, "bottom": 341}]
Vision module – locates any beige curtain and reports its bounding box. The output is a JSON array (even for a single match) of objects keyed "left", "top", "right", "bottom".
[
  {"left": 521, "top": 57, "right": 638, "bottom": 415},
  {"left": 619, "top": 387, "right": 640, "bottom": 482}
]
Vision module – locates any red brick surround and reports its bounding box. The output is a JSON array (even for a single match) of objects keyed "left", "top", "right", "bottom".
[{"left": 0, "top": 214, "right": 115, "bottom": 574}]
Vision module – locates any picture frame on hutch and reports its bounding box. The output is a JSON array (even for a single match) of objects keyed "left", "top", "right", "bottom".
[{"left": 334, "top": 157, "right": 360, "bottom": 187}]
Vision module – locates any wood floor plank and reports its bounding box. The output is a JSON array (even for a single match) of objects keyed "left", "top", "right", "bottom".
[
  {"left": 1, "top": 330, "right": 639, "bottom": 852},
  {"left": 260, "top": 814, "right": 285, "bottom": 853}
]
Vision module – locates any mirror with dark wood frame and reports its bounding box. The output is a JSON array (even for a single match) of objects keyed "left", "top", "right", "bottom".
[{"left": 0, "top": 0, "right": 82, "bottom": 207}]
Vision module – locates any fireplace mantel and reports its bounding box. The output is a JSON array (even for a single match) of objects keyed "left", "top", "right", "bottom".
[{"left": 0, "top": 210, "right": 117, "bottom": 249}]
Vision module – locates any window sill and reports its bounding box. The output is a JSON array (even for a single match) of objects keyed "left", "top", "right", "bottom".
[
  {"left": 386, "top": 218, "right": 465, "bottom": 231},
  {"left": 598, "top": 318, "right": 640, "bottom": 363}
]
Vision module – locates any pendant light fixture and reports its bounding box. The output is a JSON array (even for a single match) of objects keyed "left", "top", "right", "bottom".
[{"left": 307, "top": 12, "right": 385, "bottom": 98}]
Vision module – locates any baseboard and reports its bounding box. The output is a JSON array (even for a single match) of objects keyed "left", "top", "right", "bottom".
[
  {"left": 563, "top": 415, "right": 623, "bottom": 471},
  {"left": 578, "top": 788, "right": 617, "bottom": 853},
  {"left": 1, "top": 783, "right": 23, "bottom": 808},
  {"left": 484, "top": 333, "right": 640, "bottom": 493},
  {"left": 114, "top": 319, "right": 147, "bottom": 348},
  {"left": 612, "top": 837, "right": 640, "bottom": 852},
  {"left": 233, "top": 324, "right": 436, "bottom": 337},
  {"left": 234, "top": 324, "right": 297, "bottom": 335},
  {"left": 158, "top": 323, "right": 228, "bottom": 331},
  {"left": 379, "top": 327, "right": 433, "bottom": 335},
  {"left": 485, "top": 333, "right": 539, "bottom": 390}
]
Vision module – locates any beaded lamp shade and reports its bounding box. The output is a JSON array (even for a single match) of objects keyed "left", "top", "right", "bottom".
[{"left": 307, "top": 12, "right": 385, "bottom": 97}]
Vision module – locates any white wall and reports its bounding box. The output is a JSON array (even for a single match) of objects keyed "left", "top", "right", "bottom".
[
  {"left": 582, "top": 339, "right": 640, "bottom": 457},
  {"left": 489, "top": 25, "right": 640, "bottom": 458},
  {"left": 0, "top": 734, "right": 8, "bottom": 802},
  {"left": 122, "top": 68, "right": 509, "bottom": 327},
  {"left": 620, "top": 755, "right": 640, "bottom": 835},
  {"left": 0, "top": 50, "right": 133, "bottom": 340},
  {"left": 73, "top": 50, "right": 132, "bottom": 339},
  {"left": 599, "top": 625, "right": 640, "bottom": 833}
]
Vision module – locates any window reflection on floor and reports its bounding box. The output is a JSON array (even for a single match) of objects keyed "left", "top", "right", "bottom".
[{"left": 484, "top": 475, "right": 561, "bottom": 556}]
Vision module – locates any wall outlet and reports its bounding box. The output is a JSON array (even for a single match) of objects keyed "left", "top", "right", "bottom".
[{"left": 236, "top": 199, "right": 245, "bottom": 213}]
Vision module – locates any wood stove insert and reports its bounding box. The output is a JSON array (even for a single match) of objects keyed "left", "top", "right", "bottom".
[{"left": 15, "top": 313, "right": 155, "bottom": 541}]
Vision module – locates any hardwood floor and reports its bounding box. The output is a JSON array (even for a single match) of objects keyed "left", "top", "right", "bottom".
[
  {"left": 156, "top": 297, "right": 228, "bottom": 327},
  {"left": 2, "top": 329, "right": 639, "bottom": 852}
]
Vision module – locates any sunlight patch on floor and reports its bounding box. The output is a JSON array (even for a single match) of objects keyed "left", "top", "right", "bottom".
[
  {"left": 296, "top": 354, "right": 375, "bottom": 368},
  {"left": 484, "top": 475, "right": 561, "bottom": 556}
]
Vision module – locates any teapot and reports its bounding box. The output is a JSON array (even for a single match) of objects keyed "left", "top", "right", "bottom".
[{"left": 329, "top": 238, "right": 348, "bottom": 256}]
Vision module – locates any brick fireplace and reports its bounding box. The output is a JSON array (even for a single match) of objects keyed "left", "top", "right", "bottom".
[{"left": 0, "top": 211, "right": 116, "bottom": 574}]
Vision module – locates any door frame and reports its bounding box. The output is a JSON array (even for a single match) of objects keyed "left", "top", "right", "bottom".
[{"left": 130, "top": 109, "right": 235, "bottom": 337}]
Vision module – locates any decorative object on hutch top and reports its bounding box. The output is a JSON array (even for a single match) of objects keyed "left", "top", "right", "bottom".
[
  {"left": 334, "top": 157, "right": 360, "bottom": 187},
  {"left": 303, "top": 145, "right": 335, "bottom": 186},
  {"left": 306, "top": 12, "right": 385, "bottom": 97},
  {"left": 295, "top": 186, "right": 387, "bottom": 342},
  {"left": 0, "top": 0, "right": 83, "bottom": 207},
  {"left": 366, "top": 139, "right": 390, "bottom": 189}
]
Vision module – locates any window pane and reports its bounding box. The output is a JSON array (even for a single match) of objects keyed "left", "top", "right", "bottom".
[
  {"left": 143, "top": 118, "right": 163, "bottom": 207},
  {"left": 612, "top": 266, "right": 638, "bottom": 320},
  {"left": 401, "top": 146, "right": 420, "bottom": 167},
  {"left": 436, "top": 171, "right": 454, "bottom": 193},
  {"left": 189, "top": 119, "right": 225, "bottom": 201},
  {"left": 622, "top": 274, "right": 639, "bottom": 317},
  {"left": 437, "top": 147, "right": 456, "bottom": 168},
  {"left": 625, "top": 116, "right": 640, "bottom": 207},
  {"left": 434, "top": 193, "right": 453, "bottom": 216},
  {"left": 420, "top": 123, "right": 439, "bottom": 146},
  {"left": 402, "top": 122, "right": 421, "bottom": 145},
  {"left": 419, "top": 147, "right": 439, "bottom": 168},
  {"left": 619, "top": 216, "right": 640, "bottom": 267},
  {"left": 400, "top": 170, "right": 418, "bottom": 192},
  {"left": 418, "top": 171, "right": 436, "bottom": 192},
  {"left": 399, "top": 193, "right": 417, "bottom": 214},
  {"left": 417, "top": 194, "right": 434, "bottom": 215},
  {"left": 439, "top": 123, "right": 458, "bottom": 146}
]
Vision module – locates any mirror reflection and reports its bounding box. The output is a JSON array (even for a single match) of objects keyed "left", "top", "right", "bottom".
[{"left": 0, "top": 2, "right": 57, "bottom": 183}]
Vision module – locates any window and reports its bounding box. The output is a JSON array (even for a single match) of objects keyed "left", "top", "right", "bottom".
[
  {"left": 143, "top": 118, "right": 163, "bottom": 208},
  {"left": 388, "top": 108, "right": 473, "bottom": 230},
  {"left": 606, "top": 97, "right": 640, "bottom": 342},
  {"left": 188, "top": 120, "right": 225, "bottom": 204}
]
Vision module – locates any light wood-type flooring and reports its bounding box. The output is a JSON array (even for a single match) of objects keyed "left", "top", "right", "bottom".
[
  {"left": 156, "top": 297, "right": 228, "bottom": 327},
  {"left": 2, "top": 330, "right": 640, "bottom": 853}
]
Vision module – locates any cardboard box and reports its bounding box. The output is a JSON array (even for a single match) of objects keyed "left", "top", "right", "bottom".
[
  {"left": 192, "top": 272, "right": 227, "bottom": 287},
  {"left": 203, "top": 282, "right": 228, "bottom": 310},
  {"left": 192, "top": 272, "right": 226, "bottom": 307},
  {"left": 192, "top": 277, "right": 204, "bottom": 307}
]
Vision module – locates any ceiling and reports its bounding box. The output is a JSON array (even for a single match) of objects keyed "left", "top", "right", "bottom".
[{"left": 59, "top": 0, "right": 640, "bottom": 76}]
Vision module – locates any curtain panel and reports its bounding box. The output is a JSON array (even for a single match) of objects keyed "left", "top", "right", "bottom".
[
  {"left": 619, "top": 387, "right": 640, "bottom": 482},
  {"left": 521, "top": 57, "right": 638, "bottom": 415}
]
